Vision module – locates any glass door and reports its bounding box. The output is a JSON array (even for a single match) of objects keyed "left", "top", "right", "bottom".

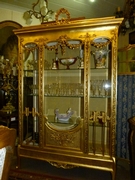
[
  {"left": 23, "top": 43, "right": 39, "bottom": 146},
  {"left": 43, "top": 40, "right": 84, "bottom": 131},
  {"left": 89, "top": 37, "right": 111, "bottom": 155}
]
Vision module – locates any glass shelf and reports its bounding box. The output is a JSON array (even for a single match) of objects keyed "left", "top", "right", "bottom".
[
  {"left": 24, "top": 68, "right": 109, "bottom": 72},
  {"left": 45, "top": 115, "right": 82, "bottom": 130},
  {"left": 26, "top": 94, "right": 111, "bottom": 98},
  {"left": 90, "top": 96, "right": 111, "bottom": 98},
  {"left": 44, "top": 95, "right": 84, "bottom": 97}
]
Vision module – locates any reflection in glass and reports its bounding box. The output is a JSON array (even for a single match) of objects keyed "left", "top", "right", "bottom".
[{"left": 103, "top": 80, "right": 111, "bottom": 96}]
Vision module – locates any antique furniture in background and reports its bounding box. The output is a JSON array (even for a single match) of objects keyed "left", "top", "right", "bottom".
[
  {"left": 115, "top": 0, "right": 135, "bottom": 35},
  {"left": 117, "top": 46, "right": 135, "bottom": 162},
  {"left": 117, "top": 28, "right": 135, "bottom": 161},
  {"left": 0, "top": 125, "right": 16, "bottom": 180},
  {"left": 0, "top": 111, "right": 18, "bottom": 130},
  {"left": 129, "top": 31, "right": 135, "bottom": 44},
  {"left": 0, "top": 21, "right": 21, "bottom": 129},
  {"left": 128, "top": 117, "right": 135, "bottom": 180},
  {"left": 0, "top": 20, "right": 22, "bottom": 111},
  {"left": 14, "top": 8, "right": 123, "bottom": 180},
  {"left": 0, "top": 55, "right": 18, "bottom": 113},
  {"left": 118, "top": 44, "right": 135, "bottom": 74},
  {"left": 0, "top": 20, "right": 21, "bottom": 53}
]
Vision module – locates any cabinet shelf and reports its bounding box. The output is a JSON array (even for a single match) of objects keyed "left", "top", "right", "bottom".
[
  {"left": 90, "top": 96, "right": 111, "bottom": 98},
  {"left": 26, "top": 94, "right": 111, "bottom": 98},
  {"left": 24, "top": 69, "right": 84, "bottom": 72},
  {"left": 44, "top": 95, "right": 84, "bottom": 97},
  {"left": 24, "top": 68, "right": 109, "bottom": 72}
]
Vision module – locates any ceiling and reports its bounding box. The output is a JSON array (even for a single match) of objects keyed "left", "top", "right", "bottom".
[{"left": 0, "top": 0, "right": 125, "bottom": 20}]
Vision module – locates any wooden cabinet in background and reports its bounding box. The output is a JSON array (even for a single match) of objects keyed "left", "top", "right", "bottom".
[
  {"left": 128, "top": 117, "right": 135, "bottom": 180},
  {"left": 118, "top": 44, "right": 135, "bottom": 75}
]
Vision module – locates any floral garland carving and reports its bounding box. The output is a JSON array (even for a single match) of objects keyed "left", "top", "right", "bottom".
[
  {"left": 44, "top": 35, "right": 81, "bottom": 55},
  {"left": 55, "top": 8, "right": 70, "bottom": 25},
  {"left": 50, "top": 132, "right": 76, "bottom": 146},
  {"left": 90, "top": 29, "right": 117, "bottom": 49},
  {"left": 91, "top": 40, "right": 111, "bottom": 49},
  {"left": 48, "top": 161, "right": 78, "bottom": 169}
]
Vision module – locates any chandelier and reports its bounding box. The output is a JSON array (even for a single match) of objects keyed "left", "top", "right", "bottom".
[
  {"left": 115, "top": 0, "right": 135, "bottom": 35},
  {"left": 23, "top": 0, "right": 55, "bottom": 24}
]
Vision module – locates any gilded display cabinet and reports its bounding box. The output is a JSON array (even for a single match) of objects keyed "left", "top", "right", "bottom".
[{"left": 14, "top": 9, "right": 123, "bottom": 180}]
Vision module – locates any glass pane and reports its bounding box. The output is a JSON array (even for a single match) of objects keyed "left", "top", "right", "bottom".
[
  {"left": 89, "top": 38, "right": 111, "bottom": 155},
  {"left": 43, "top": 40, "right": 83, "bottom": 130},
  {"left": 23, "top": 43, "right": 39, "bottom": 146}
]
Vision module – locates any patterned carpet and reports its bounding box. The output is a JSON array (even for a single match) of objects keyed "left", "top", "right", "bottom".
[{"left": 9, "top": 169, "right": 71, "bottom": 180}]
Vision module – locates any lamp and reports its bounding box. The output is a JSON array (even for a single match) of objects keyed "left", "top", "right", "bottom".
[
  {"left": 115, "top": 0, "right": 135, "bottom": 35},
  {"left": 23, "top": 0, "right": 55, "bottom": 24},
  {"left": 0, "top": 57, "right": 18, "bottom": 113}
]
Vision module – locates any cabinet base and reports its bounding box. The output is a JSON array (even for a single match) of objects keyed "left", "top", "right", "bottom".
[{"left": 17, "top": 145, "right": 116, "bottom": 180}]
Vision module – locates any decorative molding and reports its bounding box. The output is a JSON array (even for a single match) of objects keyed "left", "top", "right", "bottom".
[
  {"left": 48, "top": 161, "right": 78, "bottom": 169},
  {"left": 50, "top": 132, "right": 76, "bottom": 146}
]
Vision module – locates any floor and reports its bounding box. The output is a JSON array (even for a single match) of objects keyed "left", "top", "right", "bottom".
[{"left": 11, "top": 155, "right": 131, "bottom": 180}]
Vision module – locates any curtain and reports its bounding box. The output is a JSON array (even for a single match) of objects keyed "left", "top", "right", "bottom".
[{"left": 116, "top": 75, "right": 135, "bottom": 159}]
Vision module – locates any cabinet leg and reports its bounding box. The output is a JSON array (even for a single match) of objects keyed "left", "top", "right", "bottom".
[
  {"left": 111, "top": 170, "right": 116, "bottom": 180},
  {"left": 111, "top": 157, "right": 116, "bottom": 180}
]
